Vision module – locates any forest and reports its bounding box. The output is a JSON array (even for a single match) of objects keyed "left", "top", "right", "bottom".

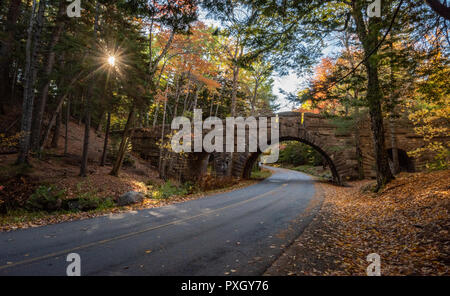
[
  {"left": 0, "top": 0, "right": 448, "bottom": 186},
  {"left": 0, "top": 0, "right": 448, "bottom": 277}
]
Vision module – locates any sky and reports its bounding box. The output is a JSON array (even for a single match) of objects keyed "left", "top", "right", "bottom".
[
  {"left": 273, "top": 43, "right": 338, "bottom": 112},
  {"left": 199, "top": 9, "right": 334, "bottom": 113},
  {"left": 272, "top": 72, "right": 305, "bottom": 112}
]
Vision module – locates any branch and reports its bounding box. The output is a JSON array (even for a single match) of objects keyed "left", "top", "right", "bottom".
[{"left": 425, "top": 0, "right": 450, "bottom": 20}]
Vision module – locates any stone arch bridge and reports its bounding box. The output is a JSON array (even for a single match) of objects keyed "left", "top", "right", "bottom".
[{"left": 130, "top": 112, "right": 436, "bottom": 185}]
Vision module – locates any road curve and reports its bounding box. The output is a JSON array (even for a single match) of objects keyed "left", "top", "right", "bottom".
[{"left": 0, "top": 167, "right": 320, "bottom": 276}]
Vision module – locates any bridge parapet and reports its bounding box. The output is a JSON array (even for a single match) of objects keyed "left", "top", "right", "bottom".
[{"left": 130, "top": 112, "right": 443, "bottom": 183}]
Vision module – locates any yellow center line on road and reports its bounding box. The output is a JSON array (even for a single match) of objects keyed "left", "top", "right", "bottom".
[{"left": 0, "top": 183, "right": 288, "bottom": 271}]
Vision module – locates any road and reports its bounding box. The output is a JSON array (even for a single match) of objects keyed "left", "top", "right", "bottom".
[{"left": 0, "top": 167, "right": 320, "bottom": 276}]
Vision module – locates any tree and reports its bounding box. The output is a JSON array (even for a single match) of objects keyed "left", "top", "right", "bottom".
[
  {"left": 425, "top": 0, "right": 450, "bottom": 19},
  {"left": 80, "top": 1, "right": 100, "bottom": 177},
  {"left": 407, "top": 30, "right": 450, "bottom": 169},
  {"left": 0, "top": 0, "right": 22, "bottom": 115},
  {"left": 17, "top": 0, "right": 46, "bottom": 164},
  {"left": 30, "top": 0, "right": 68, "bottom": 151}
]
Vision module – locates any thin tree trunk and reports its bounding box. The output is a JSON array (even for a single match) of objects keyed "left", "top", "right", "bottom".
[
  {"left": 215, "top": 102, "right": 219, "bottom": 117},
  {"left": 0, "top": 0, "right": 22, "bottom": 114},
  {"left": 100, "top": 112, "right": 111, "bottom": 166},
  {"left": 354, "top": 105, "right": 365, "bottom": 179},
  {"left": 40, "top": 73, "right": 81, "bottom": 152},
  {"left": 182, "top": 75, "right": 191, "bottom": 114},
  {"left": 79, "top": 103, "right": 92, "bottom": 176},
  {"left": 10, "top": 62, "right": 18, "bottom": 101},
  {"left": 64, "top": 99, "right": 70, "bottom": 155},
  {"left": 251, "top": 79, "right": 260, "bottom": 116},
  {"left": 209, "top": 95, "right": 215, "bottom": 117},
  {"left": 388, "top": 41, "right": 400, "bottom": 174},
  {"left": 152, "top": 104, "right": 159, "bottom": 127},
  {"left": 78, "top": 96, "right": 83, "bottom": 125},
  {"left": 51, "top": 111, "right": 61, "bottom": 148},
  {"left": 96, "top": 109, "right": 105, "bottom": 133},
  {"left": 192, "top": 86, "right": 199, "bottom": 111},
  {"left": 388, "top": 117, "right": 399, "bottom": 174},
  {"left": 31, "top": 0, "right": 66, "bottom": 151},
  {"left": 231, "top": 65, "right": 239, "bottom": 116},
  {"left": 110, "top": 108, "right": 135, "bottom": 176},
  {"left": 159, "top": 85, "right": 169, "bottom": 178},
  {"left": 173, "top": 74, "right": 182, "bottom": 119},
  {"left": 80, "top": 1, "right": 99, "bottom": 177},
  {"left": 231, "top": 43, "right": 242, "bottom": 117},
  {"left": 17, "top": 0, "right": 44, "bottom": 164}
]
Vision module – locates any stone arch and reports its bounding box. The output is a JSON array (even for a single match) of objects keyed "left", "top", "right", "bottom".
[{"left": 241, "top": 133, "right": 343, "bottom": 185}]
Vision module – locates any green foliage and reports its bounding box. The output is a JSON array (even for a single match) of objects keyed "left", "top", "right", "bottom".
[
  {"left": 108, "top": 136, "right": 135, "bottom": 167},
  {"left": 26, "top": 183, "right": 114, "bottom": 213},
  {"left": 26, "top": 185, "right": 65, "bottom": 212},
  {"left": 63, "top": 195, "right": 115, "bottom": 212},
  {"left": 278, "top": 141, "right": 323, "bottom": 167},
  {"left": 290, "top": 165, "right": 332, "bottom": 180},
  {"left": 426, "top": 149, "right": 449, "bottom": 171},
  {"left": 150, "top": 180, "right": 194, "bottom": 199},
  {"left": 250, "top": 170, "right": 272, "bottom": 180},
  {"left": 330, "top": 116, "right": 355, "bottom": 136}
]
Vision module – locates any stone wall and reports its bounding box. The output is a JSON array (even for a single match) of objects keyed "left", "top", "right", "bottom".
[{"left": 130, "top": 112, "right": 446, "bottom": 183}]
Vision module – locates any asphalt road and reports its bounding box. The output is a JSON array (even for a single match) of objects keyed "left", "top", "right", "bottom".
[{"left": 0, "top": 167, "right": 319, "bottom": 276}]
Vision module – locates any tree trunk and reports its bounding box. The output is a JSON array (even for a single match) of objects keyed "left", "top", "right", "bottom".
[
  {"left": 79, "top": 100, "right": 91, "bottom": 176},
  {"left": 351, "top": 0, "right": 394, "bottom": 190},
  {"left": 354, "top": 105, "right": 365, "bottom": 180},
  {"left": 110, "top": 108, "right": 135, "bottom": 177},
  {"left": 173, "top": 74, "right": 182, "bottom": 119},
  {"left": 251, "top": 79, "right": 260, "bottom": 116},
  {"left": 182, "top": 74, "right": 191, "bottom": 115},
  {"left": 40, "top": 73, "right": 81, "bottom": 152},
  {"left": 231, "top": 46, "right": 241, "bottom": 117},
  {"left": 388, "top": 41, "right": 400, "bottom": 174},
  {"left": 425, "top": 0, "right": 450, "bottom": 19},
  {"left": 17, "top": 0, "right": 44, "bottom": 164},
  {"left": 80, "top": 1, "right": 99, "bottom": 177},
  {"left": 64, "top": 99, "right": 70, "bottom": 155},
  {"left": 96, "top": 109, "right": 105, "bottom": 133},
  {"left": 0, "top": 0, "right": 22, "bottom": 114},
  {"left": 388, "top": 117, "right": 399, "bottom": 174},
  {"left": 209, "top": 96, "right": 215, "bottom": 117},
  {"left": 78, "top": 97, "right": 83, "bottom": 125},
  {"left": 366, "top": 63, "right": 394, "bottom": 190},
  {"left": 159, "top": 86, "right": 169, "bottom": 179},
  {"left": 51, "top": 111, "right": 61, "bottom": 148},
  {"left": 100, "top": 112, "right": 111, "bottom": 166},
  {"left": 192, "top": 86, "right": 199, "bottom": 111},
  {"left": 31, "top": 0, "right": 66, "bottom": 151},
  {"left": 152, "top": 104, "right": 159, "bottom": 127}
]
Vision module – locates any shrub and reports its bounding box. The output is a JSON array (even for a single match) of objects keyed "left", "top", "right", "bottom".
[
  {"left": 62, "top": 196, "right": 115, "bottom": 212},
  {"left": 150, "top": 180, "right": 196, "bottom": 200},
  {"left": 26, "top": 185, "right": 65, "bottom": 212},
  {"left": 250, "top": 170, "right": 272, "bottom": 180}
]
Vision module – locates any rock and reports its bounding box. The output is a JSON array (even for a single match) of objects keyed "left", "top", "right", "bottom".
[
  {"left": 63, "top": 198, "right": 100, "bottom": 212},
  {"left": 117, "top": 191, "right": 145, "bottom": 206}
]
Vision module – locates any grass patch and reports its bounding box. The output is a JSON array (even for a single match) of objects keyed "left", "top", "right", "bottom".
[
  {"left": 251, "top": 169, "right": 272, "bottom": 180},
  {"left": 289, "top": 165, "right": 332, "bottom": 180},
  {"left": 147, "top": 180, "right": 196, "bottom": 200}
]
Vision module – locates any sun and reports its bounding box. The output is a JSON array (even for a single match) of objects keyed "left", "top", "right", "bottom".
[{"left": 108, "top": 56, "right": 116, "bottom": 67}]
